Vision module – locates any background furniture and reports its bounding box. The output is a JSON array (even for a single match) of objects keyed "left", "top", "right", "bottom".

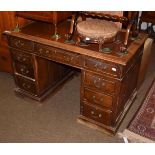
[
  {"left": 139, "top": 11, "right": 155, "bottom": 36},
  {"left": 15, "top": 11, "right": 73, "bottom": 38},
  {"left": 4, "top": 19, "right": 147, "bottom": 134}
]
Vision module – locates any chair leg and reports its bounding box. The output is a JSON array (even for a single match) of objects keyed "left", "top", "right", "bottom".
[
  {"left": 76, "top": 36, "right": 81, "bottom": 46},
  {"left": 98, "top": 37, "right": 105, "bottom": 52},
  {"left": 138, "top": 20, "right": 142, "bottom": 32},
  {"left": 68, "top": 12, "right": 79, "bottom": 40},
  {"left": 124, "top": 23, "right": 132, "bottom": 47}
]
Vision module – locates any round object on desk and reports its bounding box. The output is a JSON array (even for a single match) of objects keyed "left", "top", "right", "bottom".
[{"left": 77, "top": 19, "right": 119, "bottom": 42}]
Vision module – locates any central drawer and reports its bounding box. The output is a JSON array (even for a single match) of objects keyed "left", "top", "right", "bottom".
[{"left": 34, "top": 43, "right": 83, "bottom": 68}]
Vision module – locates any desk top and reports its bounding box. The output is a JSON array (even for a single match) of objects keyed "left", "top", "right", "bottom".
[{"left": 4, "top": 20, "right": 148, "bottom": 66}]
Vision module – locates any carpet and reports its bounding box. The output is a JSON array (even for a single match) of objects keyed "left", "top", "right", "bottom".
[{"left": 121, "top": 80, "right": 155, "bottom": 143}]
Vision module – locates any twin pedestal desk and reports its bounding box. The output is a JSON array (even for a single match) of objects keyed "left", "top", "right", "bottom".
[{"left": 4, "top": 21, "right": 147, "bottom": 134}]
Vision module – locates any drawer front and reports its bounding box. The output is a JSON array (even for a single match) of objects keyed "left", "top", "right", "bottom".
[
  {"left": 8, "top": 37, "right": 33, "bottom": 51},
  {"left": 34, "top": 43, "right": 55, "bottom": 58},
  {"left": 34, "top": 43, "right": 82, "bottom": 67},
  {"left": 11, "top": 49, "right": 33, "bottom": 65},
  {"left": 84, "top": 71, "right": 115, "bottom": 94},
  {"left": 81, "top": 102, "right": 112, "bottom": 126},
  {"left": 84, "top": 57, "right": 122, "bottom": 77},
  {"left": 14, "top": 62, "right": 34, "bottom": 79},
  {"left": 14, "top": 75, "right": 36, "bottom": 94},
  {"left": 53, "top": 49, "right": 82, "bottom": 67},
  {"left": 83, "top": 88, "right": 113, "bottom": 109}
]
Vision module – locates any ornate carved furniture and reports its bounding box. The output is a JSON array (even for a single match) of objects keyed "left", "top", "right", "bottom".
[
  {"left": 4, "top": 17, "right": 147, "bottom": 134},
  {"left": 69, "top": 11, "right": 135, "bottom": 52}
]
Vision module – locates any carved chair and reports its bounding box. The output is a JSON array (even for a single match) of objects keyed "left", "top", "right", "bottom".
[{"left": 68, "top": 11, "right": 136, "bottom": 52}]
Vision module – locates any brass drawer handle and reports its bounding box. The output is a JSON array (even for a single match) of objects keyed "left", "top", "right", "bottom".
[
  {"left": 20, "top": 68, "right": 24, "bottom": 72},
  {"left": 95, "top": 63, "right": 107, "bottom": 71},
  {"left": 92, "top": 95, "right": 103, "bottom": 103},
  {"left": 26, "top": 70, "right": 29, "bottom": 74},
  {"left": 22, "top": 58, "right": 26, "bottom": 62},
  {"left": 94, "top": 79, "right": 101, "bottom": 88},
  {"left": 20, "top": 68, "right": 29, "bottom": 74},
  {"left": 45, "top": 50, "right": 50, "bottom": 54},
  {"left": 22, "top": 83, "right": 30, "bottom": 89},
  {"left": 64, "top": 55, "right": 73, "bottom": 62},
  {"left": 101, "top": 64, "right": 107, "bottom": 70},
  {"left": 91, "top": 110, "right": 102, "bottom": 118},
  {"left": 95, "top": 63, "right": 100, "bottom": 70},
  {"left": 15, "top": 40, "right": 24, "bottom": 47},
  {"left": 91, "top": 111, "right": 95, "bottom": 115},
  {"left": 17, "top": 56, "right": 21, "bottom": 61},
  {"left": 102, "top": 82, "right": 105, "bottom": 87},
  {"left": 38, "top": 48, "right": 43, "bottom": 53},
  {"left": 98, "top": 114, "right": 102, "bottom": 118},
  {"left": 39, "top": 48, "right": 50, "bottom": 54}
]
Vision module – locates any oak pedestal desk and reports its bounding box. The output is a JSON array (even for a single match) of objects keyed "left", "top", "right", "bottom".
[{"left": 4, "top": 21, "right": 147, "bottom": 134}]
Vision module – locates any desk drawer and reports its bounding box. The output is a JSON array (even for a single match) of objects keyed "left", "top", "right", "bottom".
[
  {"left": 81, "top": 102, "right": 112, "bottom": 126},
  {"left": 8, "top": 36, "right": 33, "bottom": 52},
  {"left": 34, "top": 43, "right": 55, "bottom": 58},
  {"left": 84, "top": 57, "right": 122, "bottom": 77},
  {"left": 14, "top": 62, "right": 34, "bottom": 79},
  {"left": 34, "top": 43, "right": 82, "bottom": 67},
  {"left": 11, "top": 49, "right": 33, "bottom": 65},
  {"left": 53, "top": 49, "right": 82, "bottom": 67},
  {"left": 14, "top": 75, "right": 36, "bottom": 94},
  {"left": 83, "top": 71, "right": 115, "bottom": 94},
  {"left": 83, "top": 88, "right": 113, "bottom": 109}
]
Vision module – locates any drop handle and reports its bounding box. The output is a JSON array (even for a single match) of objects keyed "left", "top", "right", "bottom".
[
  {"left": 64, "top": 56, "right": 73, "bottom": 62},
  {"left": 94, "top": 79, "right": 100, "bottom": 88},
  {"left": 92, "top": 96, "right": 103, "bottom": 103},
  {"left": 22, "top": 83, "right": 30, "bottom": 89},
  {"left": 91, "top": 110, "right": 102, "bottom": 118},
  {"left": 95, "top": 63, "right": 100, "bottom": 70},
  {"left": 22, "top": 58, "right": 26, "bottom": 61},
  {"left": 15, "top": 40, "right": 24, "bottom": 47},
  {"left": 95, "top": 63, "right": 107, "bottom": 71},
  {"left": 17, "top": 56, "right": 21, "bottom": 61},
  {"left": 45, "top": 50, "right": 50, "bottom": 54},
  {"left": 98, "top": 114, "right": 102, "bottom": 118},
  {"left": 94, "top": 79, "right": 105, "bottom": 88},
  {"left": 26, "top": 70, "right": 29, "bottom": 74},
  {"left": 20, "top": 68, "right": 25, "bottom": 73},
  {"left": 38, "top": 48, "right": 43, "bottom": 53}
]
